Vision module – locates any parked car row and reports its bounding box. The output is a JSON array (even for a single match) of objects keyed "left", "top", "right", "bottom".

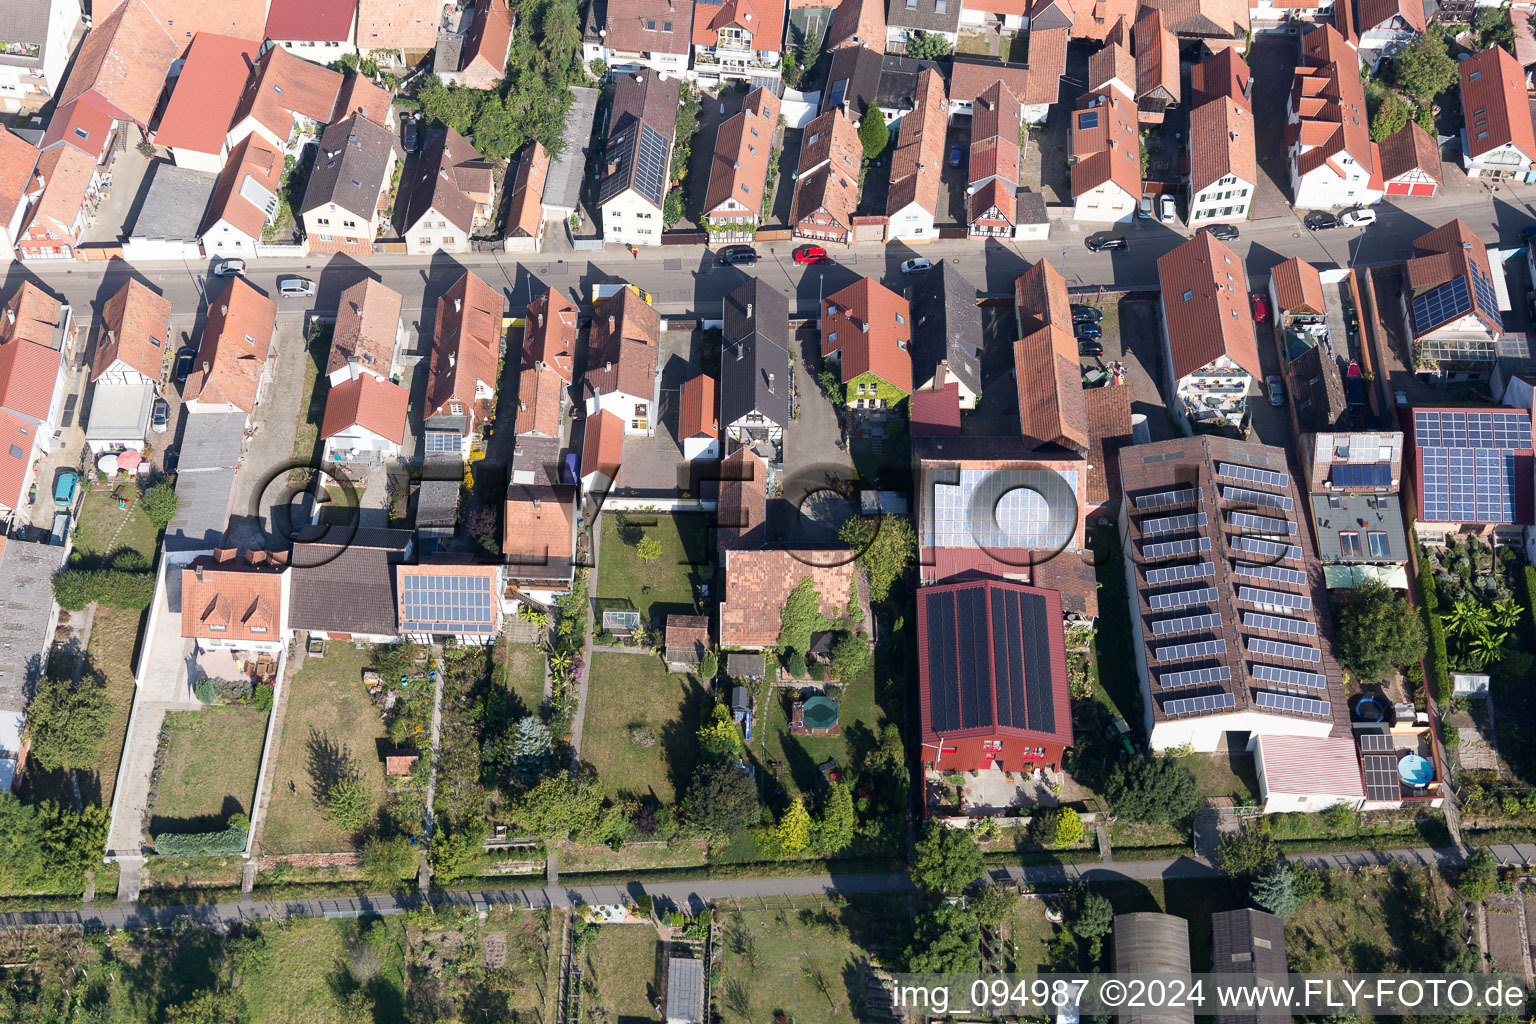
[{"left": 211, "top": 259, "right": 317, "bottom": 297}]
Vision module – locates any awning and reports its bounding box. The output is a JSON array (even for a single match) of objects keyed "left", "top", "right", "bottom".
[{"left": 1324, "top": 564, "right": 1408, "bottom": 589}]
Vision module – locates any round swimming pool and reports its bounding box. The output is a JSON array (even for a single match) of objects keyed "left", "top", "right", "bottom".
[{"left": 1398, "top": 753, "right": 1434, "bottom": 786}]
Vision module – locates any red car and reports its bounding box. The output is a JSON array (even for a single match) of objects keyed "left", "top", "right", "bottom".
[
  {"left": 1250, "top": 292, "right": 1270, "bottom": 323},
  {"left": 793, "top": 245, "right": 828, "bottom": 264}
]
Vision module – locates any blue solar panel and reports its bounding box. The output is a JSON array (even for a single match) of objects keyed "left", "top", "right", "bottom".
[
  {"left": 1414, "top": 411, "right": 1530, "bottom": 523},
  {"left": 1411, "top": 278, "right": 1472, "bottom": 334},
  {"left": 634, "top": 123, "right": 670, "bottom": 207},
  {"left": 1331, "top": 463, "right": 1391, "bottom": 488},
  {"left": 1468, "top": 260, "right": 1501, "bottom": 324},
  {"left": 1079, "top": 111, "right": 1099, "bottom": 128}
]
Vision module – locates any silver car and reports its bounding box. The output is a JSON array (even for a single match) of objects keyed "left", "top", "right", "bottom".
[{"left": 278, "top": 276, "right": 317, "bottom": 298}]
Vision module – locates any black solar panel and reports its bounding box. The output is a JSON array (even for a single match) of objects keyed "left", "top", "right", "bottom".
[
  {"left": 1468, "top": 260, "right": 1501, "bottom": 323},
  {"left": 1411, "top": 278, "right": 1472, "bottom": 334},
  {"left": 1363, "top": 752, "right": 1399, "bottom": 801},
  {"left": 1135, "top": 487, "right": 1202, "bottom": 511},
  {"left": 634, "top": 123, "right": 670, "bottom": 207},
  {"left": 1331, "top": 463, "right": 1392, "bottom": 488},
  {"left": 1359, "top": 731, "right": 1394, "bottom": 751},
  {"left": 924, "top": 590, "right": 961, "bottom": 732},
  {"left": 992, "top": 588, "right": 1020, "bottom": 730},
  {"left": 1017, "top": 589, "right": 1056, "bottom": 735},
  {"left": 958, "top": 586, "right": 991, "bottom": 729}
]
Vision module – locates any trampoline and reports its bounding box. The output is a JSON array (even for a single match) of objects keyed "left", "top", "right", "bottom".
[{"left": 1354, "top": 696, "right": 1386, "bottom": 722}]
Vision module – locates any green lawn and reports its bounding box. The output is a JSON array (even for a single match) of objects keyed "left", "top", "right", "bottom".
[
  {"left": 1186, "top": 751, "right": 1261, "bottom": 805},
  {"left": 261, "top": 644, "right": 395, "bottom": 855},
  {"left": 241, "top": 916, "right": 406, "bottom": 1024},
  {"left": 147, "top": 707, "right": 268, "bottom": 838},
  {"left": 582, "top": 652, "right": 709, "bottom": 804},
  {"left": 585, "top": 925, "right": 662, "bottom": 1023},
  {"left": 1008, "top": 896, "right": 1060, "bottom": 973},
  {"left": 499, "top": 638, "right": 546, "bottom": 720},
  {"left": 596, "top": 512, "right": 711, "bottom": 627},
  {"left": 73, "top": 483, "right": 160, "bottom": 563},
  {"left": 84, "top": 605, "right": 143, "bottom": 807},
  {"left": 758, "top": 663, "right": 883, "bottom": 804}
]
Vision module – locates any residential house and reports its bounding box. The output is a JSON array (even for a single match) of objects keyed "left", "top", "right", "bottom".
[
  {"left": 1288, "top": 25, "right": 1384, "bottom": 209},
  {"left": 1157, "top": 231, "right": 1262, "bottom": 429},
  {"left": 265, "top": 0, "right": 359, "bottom": 63},
  {"left": 0, "top": 0, "right": 83, "bottom": 113},
  {"left": 1133, "top": 8, "right": 1179, "bottom": 125},
  {"left": 524, "top": 285, "right": 577, "bottom": 387},
  {"left": 1118, "top": 435, "right": 1348, "bottom": 752},
  {"left": 87, "top": 279, "right": 169, "bottom": 454},
  {"left": 198, "top": 135, "right": 284, "bottom": 258},
  {"left": 579, "top": 407, "right": 623, "bottom": 498},
  {"left": 1460, "top": 45, "right": 1536, "bottom": 181},
  {"left": 822, "top": 43, "right": 882, "bottom": 121},
  {"left": 181, "top": 548, "right": 290, "bottom": 654},
  {"left": 679, "top": 374, "right": 719, "bottom": 460},
  {"left": 1303, "top": 429, "right": 1409, "bottom": 587},
  {"left": 402, "top": 127, "right": 497, "bottom": 255},
  {"left": 582, "top": 0, "right": 695, "bottom": 76},
  {"left": 1402, "top": 219, "right": 1504, "bottom": 377},
  {"left": 1070, "top": 87, "right": 1140, "bottom": 222},
  {"left": 1187, "top": 96, "right": 1256, "bottom": 225},
  {"left": 505, "top": 142, "right": 548, "bottom": 252},
  {"left": 424, "top": 270, "right": 502, "bottom": 457},
  {"left": 320, "top": 372, "right": 408, "bottom": 464},
  {"left": 788, "top": 108, "right": 860, "bottom": 245},
  {"left": 719, "top": 548, "right": 862, "bottom": 648},
  {"left": 821, "top": 277, "right": 912, "bottom": 411},
  {"left": 300, "top": 113, "right": 396, "bottom": 256},
  {"left": 825, "top": 0, "right": 885, "bottom": 49},
  {"left": 1211, "top": 910, "right": 1289, "bottom": 999},
  {"left": 1084, "top": 382, "right": 1133, "bottom": 517},
  {"left": 582, "top": 285, "right": 659, "bottom": 435},
  {"left": 16, "top": 144, "right": 101, "bottom": 261},
  {"left": 886, "top": 0, "right": 963, "bottom": 53},
  {"left": 958, "top": 0, "right": 1034, "bottom": 32},
  {"left": 1407, "top": 407, "right": 1533, "bottom": 542},
  {"left": 949, "top": 51, "right": 1064, "bottom": 125},
  {"left": 690, "top": 0, "right": 786, "bottom": 82},
  {"left": 356, "top": 0, "right": 440, "bottom": 61},
  {"left": 967, "top": 81, "right": 1023, "bottom": 239},
  {"left": 908, "top": 260, "right": 982, "bottom": 409},
  {"left": 1378, "top": 121, "right": 1442, "bottom": 196},
  {"left": 720, "top": 277, "right": 790, "bottom": 446},
  {"left": 435, "top": 0, "right": 514, "bottom": 89},
  {"left": 328, "top": 278, "right": 405, "bottom": 387},
  {"left": 597, "top": 71, "right": 681, "bottom": 248},
  {"left": 701, "top": 86, "right": 780, "bottom": 244},
  {"left": 886, "top": 68, "right": 946, "bottom": 242},
  {"left": 1267, "top": 256, "right": 1347, "bottom": 427},
  {"left": 1012, "top": 258, "right": 1089, "bottom": 454},
  {"left": 1145, "top": 0, "right": 1247, "bottom": 48},
  {"left": 0, "top": 283, "right": 73, "bottom": 521},
  {"left": 502, "top": 484, "right": 579, "bottom": 609},
  {"left": 395, "top": 562, "right": 503, "bottom": 644},
  {"left": 56, "top": 0, "right": 177, "bottom": 130},
  {"left": 917, "top": 578, "right": 1073, "bottom": 777},
  {"left": 0, "top": 130, "right": 38, "bottom": 261},
  {"left": 1356, "top": 0, "right": 1423, "bottom": 64},
  {"left": 226, "top": 44, "right": 344, "bottom": 157},
  {"left": 716, "top": 446, "right": 767, "bottom": 550},
  {"left": 511, "top": 359, "right": 564, "bottom": 484},
  {"left": 288, "top": 528, "right": 413, "bottom": 643},
  {"left": 1189, "top": 46, "right": 1251, "bottom": 109},
  {"left": 137, "top": 0, "right": 267, "bottom": 51},
  {"left": 154, "top": 34, "right": 261, "bottom": 173},
  {"left": 184, "top": 276, "right": 278, "bottom": 425}
]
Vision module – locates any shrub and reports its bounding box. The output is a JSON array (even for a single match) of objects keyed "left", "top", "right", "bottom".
[
  {"left": 252, "top": 684, "right": 274, "bottom": 713},
  {"left": 360, "top": 835, "right": 416, "bottom": 890},
  {"left": 193, "top": 679, "right": 215, "bottom": 705},
  {"left": 154, "top": 822, "right": 248, "bottom": 855},
  {"left": 141, "top": 481, "right": 179, "bottom": 528},
  {"left": 808, "top": 662, "right": 826, "bottom": 681},
  {"left": 1419, "top": 556, "right": 1450, "bottom": 705},
  {"left": 324, "top": 777, "right": 371, "bottom": 833},
  {"left": 699, "top": 651, "right": 718, "bottom": 679},
  {"left": 52, "top": 568, "right": 155, "bottom": 611},
  {"left": 785, "top": 650, "right": 807, "bottom": 678},
  {"left": 1033, "top": 807, "right": 1085, "bottom": 847},
  {"left": 1458, "top": 847, "right": 1496, "bottom": 901}
]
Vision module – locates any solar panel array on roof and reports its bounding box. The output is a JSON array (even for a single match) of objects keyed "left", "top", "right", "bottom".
[
  {"left": 1135, "top": 487, "right": 1202, "bottom": 511},
  {"left": 1151, "top": 612, "right": 1223, "bottom": 636},
  {"left": 1359, "top": 731, "right": 1394, "bottom": 751},
  {"left": 1159, "top": 665, "right": 1232, "bottom": 688},
  {"left": 634, "top": 122, "right": 670, "bottom": 206},
  {"left": 1246, "top": 637, "right": 1321, "bottom": 663},
  {"left": 400, "top": 573, "right": 495, "bottom": 633},
  {"left": 1227, "top": 511, "right": 1297, "bottom": 536},
  {"left": 1414, "top": 410, "right": 1531, "bottom": 522},
  {"left": 1221, "top": 485, "right": 1293, "bottom": 512},
  {"left": 1217, "top": 462, "right": 1289, "bottom": 488},
  {"left": 995, "top": 586, "right": 1056, "bottom": 735},
  {"left": 1145, "top": 561, "right": 1215, "bottom": 586},
  {"left": 1231, "top": 536, "right": 1302, "bottom": 561},
  {"left": 424, "top": 430, "right": 460, "bottom": 453},
  {"left": 1254, "top": 689, "right": 1331, "bottom": 716},
  {"left": 1164, "top": 691, "right": 1237, "bottom": 716},
  {"left": 1143, "top": 536, "right": 1212, "bottom": 561},
  {"left": 1149, "top": 586, "right": 1219, "bottom": 611},
  {"left": 957, "top": 585, "right": 990, "bottom": 729},
  {"left": 1251, "top": 664, "right": 1326, "bottom": 689},
  {"left": 1411, "top": 278, "right": 1472, "bottom": 334},
  {"left": 1363, "top": 752, "right": 1400, "bottom": 801},
  {"left": 1243, "top": 612, "right": 1317, "bottom": 637},
  {"left": 929, "top": 468, "right": 1080, "bottom": 550},
  {"left": 1238, "top": 586, "right": 1312, "bottom": 611},
  {"left": 1233, "top": 563, "right": 1309, "bottom": 586},
  {"left": 1331, "top": 463, "right": 1392, "bottom": 488},
  {"left": 923, "top": 590, "right": 962, "bottom": 732},
  {"left": 1415, "top": 409, "right": 1533, "bottom": 448},
  {"left": 1155, "top": 639, "right": 1227, "bottom": 662},
  {"left": 1141, "top": 512, "right": 1207, "bottom": 535},
  {"left": 1469, "top": 260, "right": 1501, "bottom": 319}
]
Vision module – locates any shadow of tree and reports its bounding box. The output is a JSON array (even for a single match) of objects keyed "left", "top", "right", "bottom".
[
  {"left": 658, "top": 676, "right": 710, "bottom": 798},
  {"left": 306, "top": 726, "right": 359, "bottom": 804}
]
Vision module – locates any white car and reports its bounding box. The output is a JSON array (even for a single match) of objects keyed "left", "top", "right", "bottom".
[
  {"left": 213, "top": 258, "right": 245, "bottom": 277},
  {"left": 1340, "top": 207, "right": 1377, "bottom": 227},
  {"left": 1138, "top": 195, "right": 1155, "bottom": 219},
  {"left": 900, "top": 258, "right": 932, "bottom": 275},
  {"left": 1158, "top": 193, "right": 1177, "bottom": 223},
  {"left": 278, "top": 275, "right": 317, "bottom": 298}
]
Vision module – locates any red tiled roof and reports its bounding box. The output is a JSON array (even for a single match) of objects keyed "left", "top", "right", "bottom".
[
  {"left": 1083, "top": 382, "right": 1132, "bottom": 504},
  {"left": 1405, "top": 219, "right": 1502, "bottom": 338},
  {"left": 1133, "top": 8, "right": 1179, "bottom": 102},
  {"left": 679, "top": 373, "right": 717, "bottom": 440},
  {"left": 1190, "top": 46, "right": 1251, "bottom": 110},
  {"left": 93, "top": 279, "right": 171, "bottom": 382},
  {"left": 321, "top": 373, "right": 407, "bottom": 444},
  {"left": 0, "top": 282, "right": 65, "bottom": 349},
  {"left": 887, "top": 69, "right": 947, "bottom": 219},
  {"left": 1461, "top": 45, "right": 1536, "bottom": 164},
  {"left": 1089, "top": 40, "right": 1135, "bottom": 94},
  {"left": 39, "top": 94, "right": 116, "bottom": 159},
  {"left": 585, "top": 286, "right": 659, "bottom": 403},
  {"left": 462, "top": 0, "right": 514, "bottom": 81},
  {"left": 507, "top": 142, "right": 548, "bottom": 239},
  {"left": 826, "top": 0, "right": 883, "bottom": 47},
  {"left": 1378, "top": 121, "right": 1443, "bottom": 184},
  {"left": 427, "top": 270, "right": 502, "bottom": 430},
  {"left": 581, "top": 408, "right": 624, "bottom": 481},
  {"left": 155, "top": 34, "right": 260, "bottom": 156},
  {"left": 0, "top": 294, "right": 65, "bottom": 424},
  {"left": 910, "top": 382, "right": 962, "bottom": 436},
  {"left": 1188, "top": 94, "right": 1256, "bottom": 194},
  {"left": 265, "top": 0, "right": 357, "bottom": 41},
  {"left": 141, "top": 0, "right": 268, "bottom": 51},
  {"left": 1291, "top": 26, "right": 1377, "bottom": 183},
  {"left": 199, "top": 134, "right": 283, "bottom": 241},
  {"left": 822, "top": 277, "right": 912, "bottom": 393},
  {"left": 335, "top": 71, "right": 392, "bottom": 127},
  {"left": 969, "top": 81, "right": 1022, "bottom": 189},
  {"left": 24, "top": 145, "right": 96, "bottom": 243},
  {"left": 515, "top": 362, "right": 563, "bottom": 438},
  {"left": 0, "top": 130, "right": 37, "bottom": 222},
  {"left": 704, "top": 87, "right": 781, "bottom": 220},
  {"left": 1151, "top": 0, "right": 1247, "bottom": 39},
  {"left": 1271, "top": 257, "right": 1325, "bottom": 315},
  {"left": 525, "top": 286, "right": 577, "bottom": 384},
  {"left": 185, "top": 276, "right": 277, "bottom": 413},
  {"left": 0, "top": 411, "right": 35, "bottom": 510},
  {"left": 602, "top": 0, "right": 696, "bottom": 53},
  {"left": 693, "top": 0, "right": 785, "bottom": 54},
  {"left": 329, "top": 278, "right": 402, "bottom": 379},
  {"left": 357, "top": 0, "right": 439, "bottom": 50},
  {"left": 717, "top": 447, "right": 767, "bottom": 550},
  {"left": 720, "top": 548, "right": 860, "bottom": 647},
  {"left": 180, "top": 551, "right": 286, "bottom": 643},
  {"left": 230, "top": 43, "right": 343, "bottom": 143},
  {"left": 665, "top": 613, "right": 710, "bottom": 657},
  {"left": 1070, "top": 89, "right": 1141, "bottom": 201},
  {"left": 1157, "top": 231, "right": 1262, "bottom": 380},
  {"left": 1358, "top": 0, "right": 1424, "bottom": 34},
  {"left": 1012, "top": 259, "right": 1088, "bottom": 454},
  {"left": 60, "top": 0, "right": 176, "bottom": 125},
  {"left": 503, "top": 483, "right": 576, "bottom": 575}
]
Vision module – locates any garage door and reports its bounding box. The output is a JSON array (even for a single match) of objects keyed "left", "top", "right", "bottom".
[
  {"left": 1410, "top": 182, "right": 1436, "bottom": 196},
  {"left": 1385, "top": 181, "right": 1410, "bottom": 195}
]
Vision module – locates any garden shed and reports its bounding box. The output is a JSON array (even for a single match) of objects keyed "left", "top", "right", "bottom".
[{"left": 664, "top": 956, "right": 704, "bottom": 1024}]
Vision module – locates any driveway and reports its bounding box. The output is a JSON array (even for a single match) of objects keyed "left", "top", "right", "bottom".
[
  {"left": 226, "top": 318, "right": 313, "bottom": 551},
  {"left": 779, "top": 328, "right": 853, "bottom": 541},
  {"left": 1246, "top": 37, "right": 1303, "bottom": 221}
]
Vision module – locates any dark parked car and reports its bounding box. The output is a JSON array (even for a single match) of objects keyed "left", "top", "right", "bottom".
[
  {"left": 1075, "top": 323, "right": 1102, "bottom": 340},
  {"left": 718, "top": 245, "right": 758, "bottom": 266},
  {"left": 1305, "top": 211, "right": 1339, "bottom": 231},
  {"left": 162, "top": 447, "right": 179, "bottom": 474},
  {"left": 1201, "top": 223, "right": 1239, "bottom": 241},
  {"left": 1078, "top": 340, "right": 1103, "bottom": 357},
  {"left": 1086, "top": 235, "right": 1127, "bottom": 252},
  {"left": 1071, "top": 304, "right": 1103, "bottom": 323},
  {"left": 948, "top": 143, "right": 963, "bottom": 167},
  {"left": 403, "top": 116, "right": 419, "bottom": 152},
  {"left": 175, "top": 347, "right": 195, "bottom": 383}
]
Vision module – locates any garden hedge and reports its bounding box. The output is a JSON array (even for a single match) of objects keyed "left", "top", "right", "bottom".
[
  {"left": 152, "top": 823, "right": 248, "bottom": 856},
  {"left": 1418, "top": 555, "right": 1451, "bottom": 706},
  {"left": 52, "top": 568, "right": 154, "bottom": 611},
  {"left": 1523, "top": 566, "right": 1536, "bottom": 646}
]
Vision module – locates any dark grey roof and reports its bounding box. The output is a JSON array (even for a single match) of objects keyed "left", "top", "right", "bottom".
[
  {"left": 165, "top": 466, "right": 238, "bottom": 556},
  {"left": 824, "top": 45, "right": 883, "bottom": 116},
  {"left": 289, "top": 537, "right": 410, "bottom": 637},
  {"left": 1113, "top": 914, "right": 1193, "bottom": 1011},
  {"left": 178, "top": 411, "right": 246, "bottom": 471},
  {"left": 597, "top": 73, "right": 681, "bottom": 210},
  {"left": 721, "top": 278, "right": 791, "bottom": 429},
  {"left": 512, "top": 433, "right": 562, "bottom": 486},
  {"left": 0, "top": 536, "right": 67, "bottom": 738},
  {"left": 1309, "top": 491, "right": 1408, "bottom": 563},
  {"left": 665, "top": 957, "right": 705, "bottom": 1024},
  {"left": 582, "top": 0, "right": 605, "bottom": 42},
  {"left": 301, "top": 114, "right": 394, "bottom": 221},
  {"left": 908, "top": 259, "right": 982, "bottom": 399},
  {"left": 543, "top": 86, "right": 600, "bottom": 213},
  {"left": 0, "top": 0, "right": 59, "bottom": 69},
  {"left": 876, "top": 53, "right": 944, "bottom": 115},
  {"left": 726, "top": 651, "right": 765, "bottom": 677},
  {"left": 128, "top": 162, "right": 218, "bottom": 242},
  {"left": 1212, "top": 910, "right": 1288, "bottom": 1024},
  {"left": 417, "top": 455, "right": 463, "bottom": 531},
  {"left": 1016, "top": 189, "right": 1048, "bottom": 224},
  {"left": 288, "top": 527, "right": 412, "bottom": 568},
  {"left": 1286, "top": 344, "right": 1347, "bottom": 429},
  {"left": 886, "top": 0, "right": 963, "bottom": 36}
]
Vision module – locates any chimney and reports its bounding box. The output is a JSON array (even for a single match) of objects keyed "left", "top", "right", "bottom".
[
  {"left": 270, "top": 549, "right": 288, "bottom": 566},
  {"left": 221, "top": 304, "right": 229, "bottom": 317},
  {"left": 4, "top": 308, "right": 12, "bottom": 325},
  {"left": 746, "top": 302, "right": 753, "bottom": 319},
  {"left": 768, "top": 372, "right": 775, "bottom": 391},
  {"left": 214, "top": 547, "right": 237, "bottom": 562},
  {"left": 455, "top": 298, "right": 463, "bottom": 312},
  {"left": 537, "top": 312, "right": 544, "bottom": 327},
  {"left": 106, "top": 329, "right": 115, "bottom": 346},
  {"left": 533, "top": 496, "right": 541, "bottom": 510},
  {"left": 195, "top": 563, "right": 204, "bottom": 581},
  {"left": 247, "top": 549, "right": 267, "bottom": 564},
  {"left": 605, "top": 360, "right": 612, "bottom": 372},
  {"left": 735, "top": 344, "right": 744, "bottom": 360},
  {"left": 608, "top": 314, "right": 615, "bottom": 332},
  {"left": 859, "top": 320, "right": 868, "bottom": 333}
]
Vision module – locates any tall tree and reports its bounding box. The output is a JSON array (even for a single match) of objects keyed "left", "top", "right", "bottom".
[
  {"left": 858, "top": 106, "right": 889, "bottom": 160},
  {"left": 680, "top": 763, "right": 760, "bottom": 835},
  {"left": 911, "top": 820, "right": 983, "bottom": 894},
  {"left": 26, "top": 667, "right": 109, "bottom": 772},
  {"left": 1250, "top": 863, "right": 1300, "bottom": 920},
  {"left": 1333, "top": 579, "right": 1427, "bottom": 683},
  {"left": 774, "top": 797, "right": 811, "bottom": 856},
  {"left": 1393, "top": 31, "right": 1458, "bottom": 101},
  {"left": 813, "top": 781, "right": 856, "bottom": 854},
  {"left": 540, "top": 0, "right": 583, "bottom": 66},
  {"left": 904, "top": 905, "right": 982, "bottom": 972},
  {"left": 697, "top": 703, "right": 745, "bottom": 764},
  {"left": 1105, "top": 753, "right": 1199, "bottom": 823}
]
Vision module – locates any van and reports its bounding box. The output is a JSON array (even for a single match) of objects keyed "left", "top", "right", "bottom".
[{"left": 278, "top": 276, "right": 317, "bottom": 298}]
